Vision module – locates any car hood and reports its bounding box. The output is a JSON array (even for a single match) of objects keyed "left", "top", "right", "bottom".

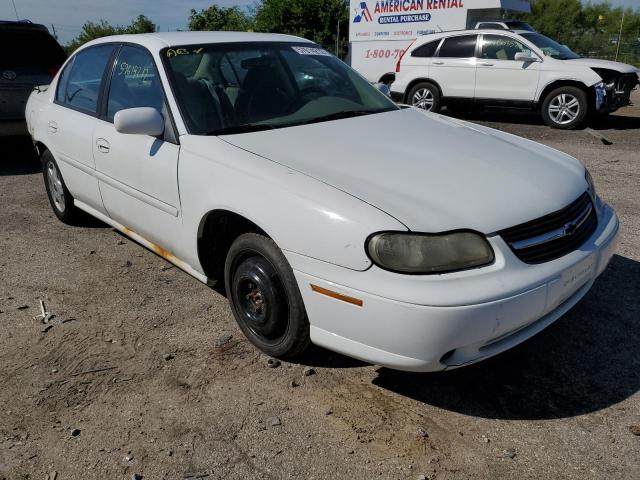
[
  {"left": 566, "top": 57, "right": 639, "bottom": 74},
  {"left": 221, "top": 108, "right": 587, "bottom": 233}
]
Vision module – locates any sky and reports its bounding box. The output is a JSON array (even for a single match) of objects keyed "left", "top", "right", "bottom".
[{"left": 0, "top": 0, "right": 638, "bottom": 45}]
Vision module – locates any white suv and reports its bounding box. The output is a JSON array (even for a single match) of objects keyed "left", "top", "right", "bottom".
[{"left": 391, "top": 29, "right": 640, "bottom": 129}]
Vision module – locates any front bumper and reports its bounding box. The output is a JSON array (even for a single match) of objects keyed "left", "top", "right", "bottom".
[{"left": 290, "top": 201, "right": 619, "bottom": 372}]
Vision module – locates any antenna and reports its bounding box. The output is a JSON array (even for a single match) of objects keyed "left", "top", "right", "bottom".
[{"left": 10, "top": 0, "right": 19, "bottom": 20}]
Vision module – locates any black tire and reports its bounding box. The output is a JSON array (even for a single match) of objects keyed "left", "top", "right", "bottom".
[
  {"left": 42, "top": 150, "right": 83, "bottom": 224},
  {"left": 407, "top": 82, "right": 441, "bottom": 113},
  {"left": 224, "top": 233, "right": 310, "bottom": 359},
  {"left": 541, "top": 86, "right": 588, "bottom": 130}
]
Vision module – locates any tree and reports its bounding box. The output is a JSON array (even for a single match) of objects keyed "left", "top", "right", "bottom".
[
  {"left": 518, "top": 1, "right": 640, "bottom": 66},
  {"left": 66, "top": 15, "right": 156, "bottom": 53},
  {"left": 188, "top": 5, "right": 254, "bottom": 32},
  {"left": 253, "top": 0, "right": 349, "bottom": 55}
]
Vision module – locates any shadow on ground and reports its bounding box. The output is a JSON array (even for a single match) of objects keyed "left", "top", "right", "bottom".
[
  {"left": 0, "top": 136, "right": 40, "bottom": 175},
  {"left": 372, "top": 254, "right": 640, "bottom": 420}
]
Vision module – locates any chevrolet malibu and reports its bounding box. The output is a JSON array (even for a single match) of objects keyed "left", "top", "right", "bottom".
[{"left": 26, "top": 32, "right": 619, "bottom": 372}]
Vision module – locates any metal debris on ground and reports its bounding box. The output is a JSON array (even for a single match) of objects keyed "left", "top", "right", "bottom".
[
  {"left": 584, "top": 128, "right": 613, "bottom": 145},
  {"left": 33, "top": 299, "right": 54, "bottom": 323}
]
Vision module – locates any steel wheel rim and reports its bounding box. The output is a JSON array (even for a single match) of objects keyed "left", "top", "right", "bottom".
[
  {"left": 548, "top": 93, "right": 580, "bottom": 125},
  {"left": 412, "top": 88, "right": 434, "bottom": 111},
  {"left": 46, "top": 162, "right": 66, "bottom": 212},
  {"left": 233, "top": 255, "right": 288, "bottom": 343}
]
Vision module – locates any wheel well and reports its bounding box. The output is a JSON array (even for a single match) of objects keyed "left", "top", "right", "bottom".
[
  {"left": 378, "top": 72, "right": 396, "bottom": 86},
  {"left": 34, "top": 141, "right": 49, "bottom": 162},
  {"left": 197, "top": 210, "right": 268, "bottom": 286},
  {"left": 404, "top": 78, "right": 442, "bottom": 103},
  {"left": 537, "top": 80, "right": 592, "bottom": 110}
]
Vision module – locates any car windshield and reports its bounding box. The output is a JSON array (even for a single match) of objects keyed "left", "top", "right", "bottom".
[
  {"left": 162, "top": 42, "right": 398, "bottom": 135},
  {"left": 520, "top": 33, "right": 580, "bottom": 60}
]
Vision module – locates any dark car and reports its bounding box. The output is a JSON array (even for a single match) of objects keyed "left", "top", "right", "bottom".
[{"left": 1, "top": 20, "right": 66, "bottom": 136}]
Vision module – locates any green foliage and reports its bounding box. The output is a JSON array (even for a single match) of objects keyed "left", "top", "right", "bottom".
[
  {"left": 66, "top": 15, "right": 156, "bottom": 53},
  {"left": 188, "top": 5, "right": 254, "bottom": 32},
  {"left": 519, "top": 1, "right": 640, "bottom": 66},
  {"left": 253, "top": 0, "right": 349, "bottom": 56}
]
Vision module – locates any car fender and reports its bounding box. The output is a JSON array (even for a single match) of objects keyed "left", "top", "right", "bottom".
[
  {"left": 535, "top": 64, "right": 602, "bottom": 102},
  {"left": 176, "top": 135, "right": 407, "bottom": 274}
]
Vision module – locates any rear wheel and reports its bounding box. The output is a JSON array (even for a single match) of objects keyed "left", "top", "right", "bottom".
[
  {"left": 42, "top": 150, "right": 83, "bottom": 224},
  {"left": 541, "top": 86, "right": 588, "bottom": 129},
  {"left": 224, "top": 233, "right": 310, "bottom": 359},
  {"left": 408, "top": 82, "right": 441, "bottom": 113}
]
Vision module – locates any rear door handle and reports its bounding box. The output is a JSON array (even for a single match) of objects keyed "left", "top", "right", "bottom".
[
  {"left": 479, "top": 62, "right": 494, "bottom": 66},
  {"left": 432, "top": 61, "right": 444, "bottom": 65},
  {"left": 48, "top": 121, "right": 58, "bottom": 133},
  {"left": 96, "top": 138, "right": 110, "bottom": 154}
]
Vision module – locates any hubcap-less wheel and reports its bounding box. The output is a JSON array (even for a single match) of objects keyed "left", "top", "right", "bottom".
[
  {"left": 412, "top": 88, "right": 434, "bottom": 111},
  {"left": 548, "top": 93, "right": 580, "bottom": 125},
  {"left": 232, "top": 256, "right": 288, "bottom": 343},
  {"left": 46, "top": 161, "right": 66, "bottom": 213}
]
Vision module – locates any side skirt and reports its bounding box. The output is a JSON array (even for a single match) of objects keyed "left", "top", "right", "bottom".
[{"left": 74, "top": 199, "right": 212, "bottom": 286}]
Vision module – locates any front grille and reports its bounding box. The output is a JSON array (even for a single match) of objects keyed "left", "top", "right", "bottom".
[{"left": 499, "top": 192, "right": 598, "bottom": 264}]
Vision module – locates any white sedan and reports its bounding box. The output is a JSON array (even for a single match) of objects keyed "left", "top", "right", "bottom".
[{"left": 27, "top": 32, "right": 619, "bottom": 372}]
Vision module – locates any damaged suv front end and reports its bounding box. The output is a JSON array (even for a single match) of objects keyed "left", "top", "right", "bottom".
[{"left": 592, "top": 67, "right": 640, "bottom": 113}]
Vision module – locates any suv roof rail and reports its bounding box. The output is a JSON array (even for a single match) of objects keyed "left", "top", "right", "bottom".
[{"left": 0, "top": 19, "right": 48, "bottom": 31}]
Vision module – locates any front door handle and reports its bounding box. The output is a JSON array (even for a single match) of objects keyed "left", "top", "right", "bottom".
[
  {"left": 48, "top": 121, "right": 58, "bottom": 133},
  {"left": 479, "top": 62, "right": 494, "bottom": 66},
  {"left": 432, "top": 61, "right": 444, "bottom": 65},
  {"left": 96, "top": 138, "right": 110, "bottom": 154}
]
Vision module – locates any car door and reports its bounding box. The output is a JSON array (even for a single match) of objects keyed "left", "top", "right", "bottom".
[
  {"left": 47, "top": 44, "right": 116, "bottom": 215},
  {"left": 92, "top": 44, "right": 181, "bottom": 246},
  {"left": 429, "top": 34, "right": 478, "bottom": 99},
  {"left": 474, "top": 34, "right": 541, "bottom": 103}
]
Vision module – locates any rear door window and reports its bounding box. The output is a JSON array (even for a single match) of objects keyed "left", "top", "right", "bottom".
[
  {"left": 437, "top": 35, "right": 478, "bottom": 58},
  {"left": 57, "top": 45, "right": 115, "bottom": 114}
]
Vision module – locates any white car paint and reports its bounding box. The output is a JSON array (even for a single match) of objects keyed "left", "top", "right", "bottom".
[
  {"left": 393, "top": 29, "right": 639, "bottom": 107},
  {"left": 27, "top": 32, "right": 619, "bottom": 372}
]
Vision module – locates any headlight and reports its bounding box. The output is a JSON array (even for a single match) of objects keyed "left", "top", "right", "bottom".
[
  {"left": 585, "top": 169, "right": 597, "bottom": 202},
  {"left": 367, "top": 231, "right": 494, "bottom": 274}
]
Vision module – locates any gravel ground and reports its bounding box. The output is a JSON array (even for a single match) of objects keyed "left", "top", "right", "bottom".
[{"left": 1, "top": 92, "right": 639, "bottom": 480}]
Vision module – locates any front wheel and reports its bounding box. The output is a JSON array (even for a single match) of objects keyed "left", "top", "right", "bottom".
[
  {"left": 541, "top": 86, "right": 588, "bottom": 129},
  {"left": 224, "top": 233, "right": 310, "bottom": 359},
  {"left": 408, "top": 82, "right": 441, "bottom": 113}
]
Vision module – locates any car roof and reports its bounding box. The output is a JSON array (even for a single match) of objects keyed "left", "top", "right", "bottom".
[
  {"left": 84, "top": 31, "right": 313, "bottom": 52},
  {"left": 415, "top": 28, "right": 522, "bottom": 41}
]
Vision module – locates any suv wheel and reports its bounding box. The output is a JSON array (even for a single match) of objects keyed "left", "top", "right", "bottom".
[
  {"left": 541, "top": 86, "right": 588, "bottom": 129},
  {"left": 224, "top": 233, "right": 310, "bottom": 359},
  {"left": 408, "top": 82, "right": 441, "bottom": 113}
]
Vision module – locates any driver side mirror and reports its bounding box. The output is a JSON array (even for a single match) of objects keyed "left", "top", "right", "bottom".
[
  {"left": 514, "top": 50, "right": 539, "bottom": 63},
  {"left": 114, "top": 107, "right": 165, "bottom": 136},
  {"left": 373, "top": 82, "right": 392, "bottom": 98}
]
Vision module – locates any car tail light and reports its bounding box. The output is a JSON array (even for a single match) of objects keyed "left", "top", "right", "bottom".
[{"left": 396, "top": 40, "right": 416, "bottom": 73}]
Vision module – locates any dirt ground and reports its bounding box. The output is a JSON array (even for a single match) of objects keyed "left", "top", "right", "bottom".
[{"left": 1, "top": 92, "right": 639, "bottom": 480}]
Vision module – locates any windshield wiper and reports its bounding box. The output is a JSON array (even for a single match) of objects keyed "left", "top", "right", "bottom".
[
  {"left": 207, "top": 123, "right": 276, "bottom": 136},
  {"left": 296, "top": 109, "right": 384, "bottom": 126}
]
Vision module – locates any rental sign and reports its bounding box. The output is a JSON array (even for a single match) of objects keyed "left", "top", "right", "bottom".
[
  {"left": 349, "top": 0, "right": 529, "bottom": 42},
  {"left": 350, "top": 0, "right": 467, "bottom": 41}
]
